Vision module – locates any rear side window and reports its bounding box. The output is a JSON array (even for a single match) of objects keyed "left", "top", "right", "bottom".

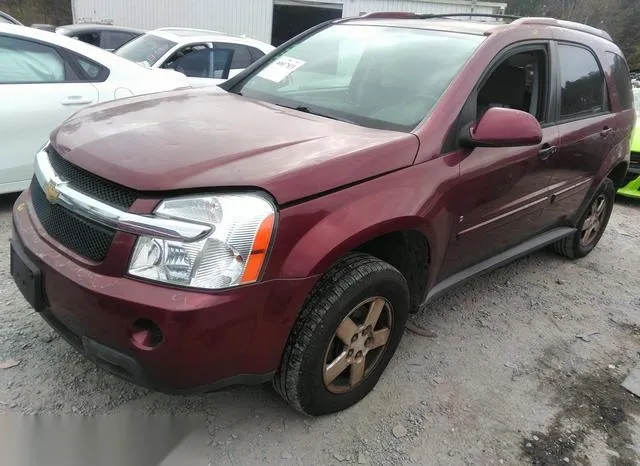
[
  {"left": 101, "top": 31, "right": 137, "bottom": 50},
  {"left": 557, "top": 44, "right": 607, "bottom": 119},
  {"left": 605, "top": 52, "right": 634, "bottom": 110},
  {"left": 248, "top": 46, "right": 265, "bottom": 62},
  {"left": 75, "top": 32, "right": 100, "bottom": 47},
  {"left": 72, "top": 54, "right": 109, "bottom": 82},
  {"left": 216, "top": 42, "right": 252, "bottom": 68}
]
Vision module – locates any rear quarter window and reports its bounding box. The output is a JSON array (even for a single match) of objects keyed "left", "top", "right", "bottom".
[{"left": 605, "top": 52, "right": 634, "bottom": 110}]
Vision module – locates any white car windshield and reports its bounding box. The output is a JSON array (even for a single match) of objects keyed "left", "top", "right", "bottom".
[
  {"left": 114, "top": 33, "right": 176, "bottom": 67},
  {"left": 234, "top": 24, "right": 484, "bottom": 132}
]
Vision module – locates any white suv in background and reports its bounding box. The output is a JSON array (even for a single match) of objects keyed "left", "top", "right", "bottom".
[
  {"left": 114, "top": 28, "right": 275, "bottom": 87},
  {"left": 0, "top": 24, "right": 190, "bottom": 195}
]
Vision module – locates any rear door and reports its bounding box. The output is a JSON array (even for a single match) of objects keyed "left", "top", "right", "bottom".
[
  {"left": 0, "top": 34, "right": 98, "bottom": 193},
  {"left": 542, "top": 42, "right": 618, "bottom": 224}
]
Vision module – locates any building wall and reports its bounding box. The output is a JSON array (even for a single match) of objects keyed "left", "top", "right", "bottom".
[
  {"left": 72, "top": 0, "right": 508, "bottom": 44},
  {"left": 71, "top": 0, "right": 274, "bottom": 42},
  {"left": 342, "top": 0, "right": 506, "bottom": 17}
]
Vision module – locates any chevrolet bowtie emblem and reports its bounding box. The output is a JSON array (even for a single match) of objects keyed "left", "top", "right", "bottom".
[{"left": 43, "top": 181, "right": 61, "bottom": 203}]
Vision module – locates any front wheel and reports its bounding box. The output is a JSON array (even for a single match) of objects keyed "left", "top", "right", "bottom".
[
  {"left": 552, "top": 177, "right": 615, "bottom": 259},
  {"left": 273, "top": 252, "right": 410, "bottom": 416}
]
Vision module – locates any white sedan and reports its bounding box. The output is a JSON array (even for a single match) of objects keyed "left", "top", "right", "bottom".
[
  {"left": 0, "top": 24, "right": 190, "bottom": 195},
  {"left": 114, "top": 28, "right": 275, "bottom": 87}
]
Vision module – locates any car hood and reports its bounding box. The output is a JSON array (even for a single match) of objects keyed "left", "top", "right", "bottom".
[{"left": 51, "top": 88, "right": 419, "bottom": 204}]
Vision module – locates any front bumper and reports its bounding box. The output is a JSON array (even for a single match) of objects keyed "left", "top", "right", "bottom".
[{"left": 11, "top": 190, "right": 317, "bottom": 392}]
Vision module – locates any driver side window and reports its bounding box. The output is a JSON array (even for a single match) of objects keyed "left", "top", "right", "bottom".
[
  {"left": 162, "top": 44, "right": 209, "bottom": 76},
  {"left": 477, "top": 48, "right": 548, "bottom": 123}
]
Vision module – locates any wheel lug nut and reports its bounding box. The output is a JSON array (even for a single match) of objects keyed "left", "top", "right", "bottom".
[{"left": 351, "top": 335, "right": 358, "bottom": 343}]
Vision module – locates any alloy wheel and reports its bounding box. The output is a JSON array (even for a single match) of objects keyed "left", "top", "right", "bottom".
[
  {"left": 323, "top": 297, "right": 393, "bottom": 394},
  {"left": 580, "top": 193, "right": 607, "bottom": 247}
]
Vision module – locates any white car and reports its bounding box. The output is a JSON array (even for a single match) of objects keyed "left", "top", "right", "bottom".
[
  {"left": 114, "top": 28, "right": 275, "bottom": 87},
  {"left": 0, "top": 24, "right": 190, "bottom": 195}
]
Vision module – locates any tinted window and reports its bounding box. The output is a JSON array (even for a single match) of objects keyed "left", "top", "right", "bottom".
[
  {"left": 167, "top": 48, "right": 234, "bottom": 79},
  {"left": 115, "top": 33, "right": 177, "bottom": 67},
  {"left": 478, "top": 49, "right": 548, "bottom": 122},
  {"left": 216, "top": 43, "right": 252, "bottom": 68},
  {"left": 558, "top": 44, "right": 607, "bottom": 119},
  {"left": 606, "top": 52, "right": 633, "bottom": 110},
  {"left": 0, "top": 35, "right": 69, "bottom": 83},
  {"left": 162, "top": 44, "right": 208, "bottom": 71},
  {"left": 74, "top": 55, "right": 108, "bottom": 81},
  {"left": 102, "top": 31, "right": 137, "bottom": 50},
  {"left": 75, "top": 32, "right": 100, "bottom": 47},
  {"left": 236, "top": 25, "right": 483, "bottom": 132},
  {"left": 248, "top": 46, "right": 265, "bottom": 63}
]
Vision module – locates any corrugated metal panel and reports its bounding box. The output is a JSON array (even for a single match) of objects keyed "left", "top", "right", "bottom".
[
  {"left": 343, "top": 0, "right": 506, "bottom": 17},
  {"left": 72, "top": 0, "right": 509, "bottom": 44},
  {"left": 72, "top": 0, "right": 273, "bottom": 43}
]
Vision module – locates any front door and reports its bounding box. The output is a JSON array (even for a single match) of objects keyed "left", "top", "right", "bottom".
[{"left": 439, "top": 44, "right": 557, "bottom": 279}]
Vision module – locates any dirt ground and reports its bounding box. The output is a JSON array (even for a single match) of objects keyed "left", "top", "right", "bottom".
[{"left": 0, "top": 193, "right": 639, "bottom": 466}]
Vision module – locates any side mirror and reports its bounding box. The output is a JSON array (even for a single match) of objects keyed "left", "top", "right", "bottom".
[{"left": 460, "top": 107, "right": 543, "bottom": 148}]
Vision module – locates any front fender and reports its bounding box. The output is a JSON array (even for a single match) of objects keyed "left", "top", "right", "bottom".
[{"left": 265, "top": 159, "right": 459, "bottom": 283}]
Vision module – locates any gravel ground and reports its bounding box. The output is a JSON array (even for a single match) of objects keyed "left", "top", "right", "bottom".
[{"left": 0, "top": 192, "right": 639, "bottom": 465}]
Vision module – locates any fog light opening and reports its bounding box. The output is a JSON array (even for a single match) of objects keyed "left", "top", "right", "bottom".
[{"left": 130, "top": 318, "right": 163, "bottom": 350}]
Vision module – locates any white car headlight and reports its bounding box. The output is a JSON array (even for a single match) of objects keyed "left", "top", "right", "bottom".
[{"left": 128, "top": 194, "right": 275, "bottom": 289}]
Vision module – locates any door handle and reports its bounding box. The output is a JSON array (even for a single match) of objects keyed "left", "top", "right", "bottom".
[
  {"left": 600, "top": 127, "right": 614, "bottom": 138},
  {"left": 61, "top": 97, "right": 93, "bottom": 106},
  {"left": 537, "top": 145, "right": 558, "bottom": 161}
]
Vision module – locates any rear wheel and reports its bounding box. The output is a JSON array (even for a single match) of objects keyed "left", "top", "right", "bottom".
[
  {"left": 552, "top": 178, "right": 615, "bottom": 259},
  {"left": 273, "top": 252, "right": 409, "bottom": 416}
]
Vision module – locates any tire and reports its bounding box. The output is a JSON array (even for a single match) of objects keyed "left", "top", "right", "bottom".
[
  {"left": 552, "top": 178, "right": 615, "bottom": 259},
  {"left": 273, "top": 252, "right": 410, "bottom": 416}
]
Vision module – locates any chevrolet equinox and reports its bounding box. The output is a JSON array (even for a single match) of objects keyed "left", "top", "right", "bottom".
[{"left": 10, "top": 13, "right": 635, "bottom": 415}]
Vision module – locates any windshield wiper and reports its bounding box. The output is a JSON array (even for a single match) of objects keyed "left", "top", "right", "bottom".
[{"left": 275, "top": 103, "right": 352, "bottom": 124}]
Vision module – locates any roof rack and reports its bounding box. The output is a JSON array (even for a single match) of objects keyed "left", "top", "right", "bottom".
[
  {"left": 420, "top": 13, "right": 520, "bottom": 21},
  {"left": 155, "top": 27, "right": 225, "bottom": 34},
  {"left": 360, "top": 12, "right": 520, "bottom": 21},
  {"left": 513, "top": 17, "right": 612, "bottom": 41},
  {"left": 357, "top": 12, "right": 613, "bottom": 41}
]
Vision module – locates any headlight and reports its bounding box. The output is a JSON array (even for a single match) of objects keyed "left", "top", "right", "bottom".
[{"left": 128, "top": 194, "right": 275, "bottom": 289}]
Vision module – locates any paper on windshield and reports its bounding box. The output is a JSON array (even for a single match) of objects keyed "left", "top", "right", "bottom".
[{"left": 257, "top": 56, "right": 306, "bottom": 83}]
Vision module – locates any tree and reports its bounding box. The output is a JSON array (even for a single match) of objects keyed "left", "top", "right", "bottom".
[{"left": 0, "top": 0, "right": 71, "bottom": 25}]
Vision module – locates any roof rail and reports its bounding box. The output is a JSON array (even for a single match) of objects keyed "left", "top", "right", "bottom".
[
  {"left": 360, "top": 12, "right": 419, "bottom": 19},
  {"left": 419, "top": 13, "right": 520, "bottom": 21},
  {"left": 360, "top": 12, "right": 519, "bottom": 21},
  {"left": 356, "top": 13, "right": 613, "bottom": 42},
  {"left": 513, "top": 17, "right": 612, "bottom": 41},
  {"left": 155, "top": 27, "right": 224, "bottom": 34}
]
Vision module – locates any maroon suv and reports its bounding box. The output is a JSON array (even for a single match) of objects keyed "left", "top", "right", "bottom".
[{"left": 10, "top": 13, "right": 634, "bottom": 415}]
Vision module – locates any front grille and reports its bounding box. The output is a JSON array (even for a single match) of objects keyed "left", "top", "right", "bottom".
[
  {"left": 31, "top": 179, "right": 115, "bottom": 262},
  {"left": 47, "top": 146, "right": 137, "bottom": 210}
]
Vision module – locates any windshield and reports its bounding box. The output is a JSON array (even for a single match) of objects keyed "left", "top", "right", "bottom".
[
  {"left": 114, "top": 33, "right": 176, "bottom": 67},
  {"left": 234, "top": 24, "right": 483, "bottom": 132}
]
